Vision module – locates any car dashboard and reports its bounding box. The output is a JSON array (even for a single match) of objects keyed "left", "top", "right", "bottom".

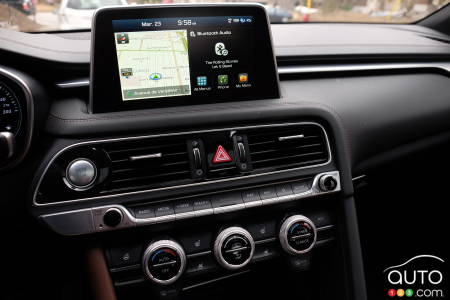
[{"left": 1, "top": 9, "right": 450, "bottom": 300}]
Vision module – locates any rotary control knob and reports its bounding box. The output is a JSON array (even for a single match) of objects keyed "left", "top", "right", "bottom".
[
  {"left": 214, "top": 227, "right": 255, "bottom": 270},
  {"left": 103, "top": 208, "right": 123, "bottom": 228},
  {"left": 319, "top": 174, "right": 338, "bottom": 191},
  {"left": 279, "top": 215, "right": 317, "bottom": 255},
  {"left": 142, "top": 240, "right": 186, "bottom": 285},
  {"left": 64, "top": 158, "right": 97, "bottom": 191}
]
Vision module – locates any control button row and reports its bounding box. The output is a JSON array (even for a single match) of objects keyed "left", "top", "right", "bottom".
[{"left": 130, "top": 175, "right": 332, "bottom": 224}]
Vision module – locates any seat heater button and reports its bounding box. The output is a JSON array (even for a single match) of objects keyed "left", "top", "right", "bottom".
[
  {"left": 246, "top": 221, "right": 277, "bottom": 240},
  {"left": 252, "top": 243, "right": 279, "bottom": 262},
  {"left": 186, "top": 255, "right": 218, "bottom": 275},
  {"left": 180, "top": 232, "right": 213, "bottom": 254},
  {"left": 108, "top": 244, "right": 142, "bottom": 268}
]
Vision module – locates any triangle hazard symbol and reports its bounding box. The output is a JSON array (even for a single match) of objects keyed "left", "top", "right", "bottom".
[{"left": 212, "top": 145, "right": 232, "bottom": 164}]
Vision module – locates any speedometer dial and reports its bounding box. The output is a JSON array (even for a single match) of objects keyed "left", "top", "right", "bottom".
[{"left": 0, "top": 82, "right": 22, "bottom": 134}]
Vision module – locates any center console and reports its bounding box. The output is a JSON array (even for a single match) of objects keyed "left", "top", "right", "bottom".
[{"left": 30, "top": 121, "right": 353, "bottom": 299}]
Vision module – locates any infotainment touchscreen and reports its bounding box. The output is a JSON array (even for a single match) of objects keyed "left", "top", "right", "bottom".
[{"left": 90, "top": 5, "right": 279, "bottom": 113}]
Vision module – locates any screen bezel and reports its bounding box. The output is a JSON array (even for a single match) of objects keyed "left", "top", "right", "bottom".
[{"left": 90, "top": 4, "right": 280, "bottom": 113}]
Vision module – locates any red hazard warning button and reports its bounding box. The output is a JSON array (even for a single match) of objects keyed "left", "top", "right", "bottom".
[{"left": 212, "top": 145, "right": 232, "bottom": 164}]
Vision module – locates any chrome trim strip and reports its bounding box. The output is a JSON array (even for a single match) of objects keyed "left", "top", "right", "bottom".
[
  {"left": 194, "top": 208, "right": 213, "bottom": 217},
  {"left": 129, "top": 153, "right": 162, "bottom": 161},
  {"left": 110, "top": 264, "right": 141, "bottom": 273},
  {"left": 57, "top": 62, "right": 450, "bottom": 88},
  {"left": 254, "top": 237, "right": 277, "bottom": 244},
  {"left": 278, "top": 134, "right": 304, "bottom": 141},
  {"left": 243, "top": 200, "right": 263, "bottom": 208},
  {"left": 352, "top": 174, "right": 367, "bottom": 182},
  {"left": 316, "top": 224, "right": 335, "bottom": 231},
  {"left": 175, "top": 211, "right": 197, "bottom": 220},
  {"left": 315, "top": 237, "right": 336, "bottom": 246},
  {"left": 0, "top": 66, "right": 34, "bottom": 171},
  {"left": 278, "top": 62, "right": 450, "bottom": 75},
  {"left": 56, "top": 79, "right": 90, "bottom": 88},
  {"left": 40, "top": 171, "right": 340, "bottom": 235},
  {"left": 33, "top": 122, "right": 332, "bottom": 206},
  {"left": 182, "top": 270, "right": 250, "bottom": 291},
  {"left": 186, "top": 251, "right": 212, "bottom": 259},
  {"left": 213, "top": 203, "right": 246, "bottom": 214},
  {"left": 114, "top": 278, "right": 146, "bottom": 287}
]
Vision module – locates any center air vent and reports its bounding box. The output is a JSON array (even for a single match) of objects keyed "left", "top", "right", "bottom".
[
  {"left": 34, "top": 123, "right": 331, "bottom": 205},
  {"left": 102, "top": 138, "right": 192, "bottom": 193},
  {"left": 246, "top": 124, "right": 330, "bottom": 173}
]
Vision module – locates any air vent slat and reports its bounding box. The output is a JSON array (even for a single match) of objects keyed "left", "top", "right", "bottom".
[
  {"left": 111, "top": 170, "right": 191, "bottom": 184},
  {"left": 249, "top": 143, "right": 323, "bottom": 155},
  {"left": 251, "top": 151, "right": 325, "bottom": 164},
  {"left": 111, "top": 160, "right": 189, "bottom": 174},
  {"left": 252, "top": 158, "right": 327, "bottom": 172},
  {"left": 104, "top": 142, "right": 186, "bottom": 154}
]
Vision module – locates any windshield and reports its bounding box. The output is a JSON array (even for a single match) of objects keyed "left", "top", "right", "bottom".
[
  {"left": 0, "top": 0, "right": 448, "bottom": 32},
  {"left": 66, "top": 0, "right": 124, "bottom": 10}
]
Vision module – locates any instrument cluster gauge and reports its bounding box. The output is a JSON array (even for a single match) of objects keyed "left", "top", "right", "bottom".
[{"left": 0, "top": 81, "right": 22, "bottom": 134}]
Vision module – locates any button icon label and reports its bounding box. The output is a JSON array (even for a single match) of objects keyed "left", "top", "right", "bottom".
[
  {"left": 116, "top": 33, "right": 129, "bottom": 44},
  {"left": 238, "top": 73, "right": 248, "bottom": 83},
  {"left": 212, "top": 145, "right": 232, "bottom": 163},
  {"left": 215, "top": 42, "right": 228, "bottom": 56},
  {"left": 196, "top": 76, "right": 207, "bottom": 86},
  {"left": 218, "top": 75, "right": 229, "bottom": 85}
]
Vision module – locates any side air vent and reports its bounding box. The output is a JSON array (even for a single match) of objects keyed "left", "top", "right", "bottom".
[
  {"left": 102, "top": 138, "right": 192, "bottom": 193},
  {"left": 246, "top": 124, "right": 329, "bottom": 173}
]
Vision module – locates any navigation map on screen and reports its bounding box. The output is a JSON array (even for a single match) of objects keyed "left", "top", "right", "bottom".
[{"left": 115, "top": 29, "right": 191, "bottom": 101}]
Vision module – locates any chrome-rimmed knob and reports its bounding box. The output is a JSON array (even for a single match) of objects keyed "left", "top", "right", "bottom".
[
  {"left": 142, "top": 240, "right": 186, "bottom": 285},
  {"left": 64, "top": 158, "right": 97, "bottom": 191},
  {"left": 214, "top": 226, "right": 255, "bottom": 271},
  {"left": 318, "top": 174, "right": 338, "bottom": 191},
  {"left": 279, "top": 215, "right": 317, "bottom": 255}
]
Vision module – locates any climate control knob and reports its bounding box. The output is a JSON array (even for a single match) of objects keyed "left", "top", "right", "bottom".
[
  {"left": 214, "top": 227, "right": 255, "bottom": 270},
  {"left": 142, "top": 240, "right": 186, "bottom": 285},
  {"left": 279, "top": 215, "right": 317, "bottom": 255}
]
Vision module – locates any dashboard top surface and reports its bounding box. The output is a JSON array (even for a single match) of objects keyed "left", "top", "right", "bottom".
[{"left": 1, "top": 23, "right": 450, "bottom": 64}]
